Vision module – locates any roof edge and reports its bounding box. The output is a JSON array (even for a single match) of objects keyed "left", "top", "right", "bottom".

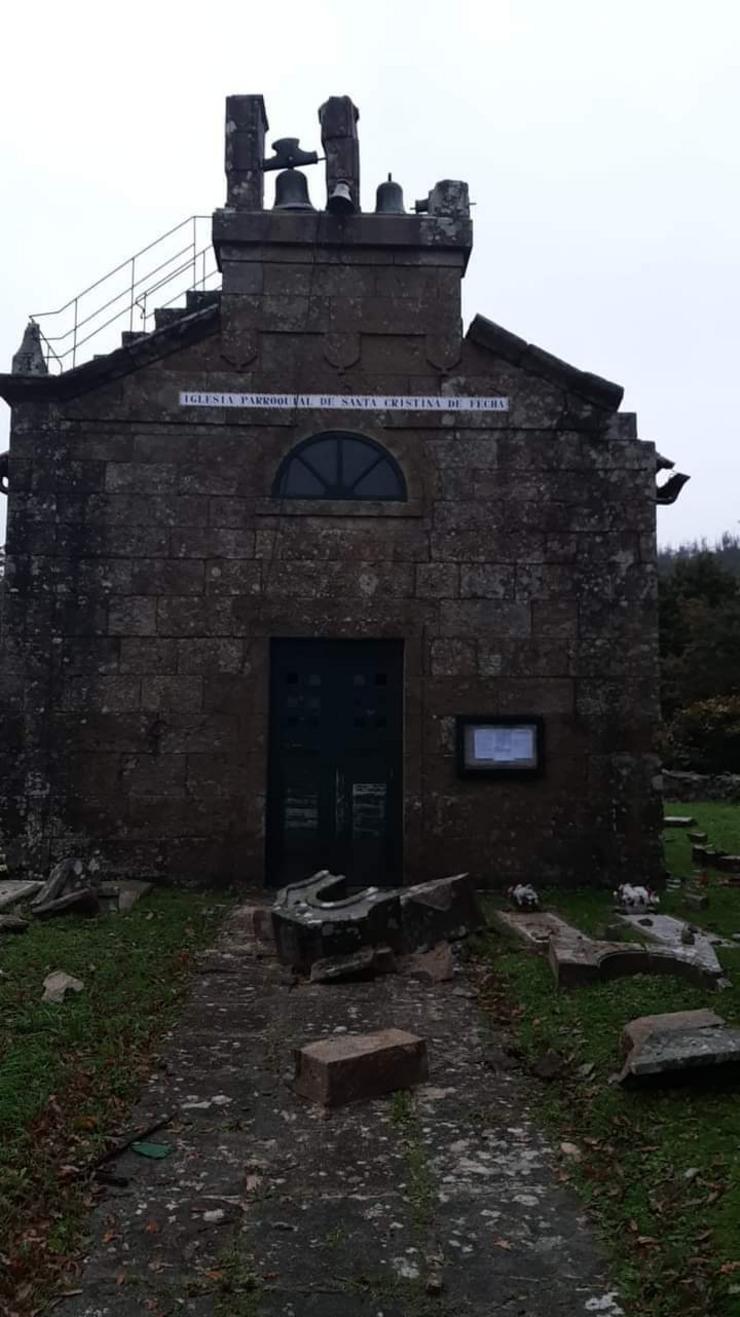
[
  {"left": 466, "top": 314, "right": 624, "bottom": 411},
  {"left": 0, "top": 302, "right": 220, "bottom": 406}
]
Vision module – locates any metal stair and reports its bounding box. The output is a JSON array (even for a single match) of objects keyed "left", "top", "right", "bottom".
[{"left": 29, "top": 216, "right": 220, "bottom": 372}]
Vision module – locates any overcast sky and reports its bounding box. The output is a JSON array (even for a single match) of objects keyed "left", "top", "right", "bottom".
[{"left": 1, "top": 0, "right": 738, "bottom": 547}]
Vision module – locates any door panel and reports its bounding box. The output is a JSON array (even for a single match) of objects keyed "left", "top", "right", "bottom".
[{"left": 267, "top": 639, "right": 403, "bottom": 887}]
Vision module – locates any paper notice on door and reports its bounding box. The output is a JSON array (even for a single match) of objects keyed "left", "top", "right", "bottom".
[{"left": 472, "top": 726, "right": 535, "bottom": 764}]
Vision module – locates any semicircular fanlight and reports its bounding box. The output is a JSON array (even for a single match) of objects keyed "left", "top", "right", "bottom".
[{"left": 273, "top": 432, "right": 407, "bottom": 501}]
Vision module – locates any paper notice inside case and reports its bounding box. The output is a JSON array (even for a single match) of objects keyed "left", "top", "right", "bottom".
[{"left": 473, "top": 726, "right": 535, "bottom": 764}]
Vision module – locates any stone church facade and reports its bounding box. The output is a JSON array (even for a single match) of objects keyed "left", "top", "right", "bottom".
[{"left": 0, "top": 94, "right": 665, "bottom": 888}]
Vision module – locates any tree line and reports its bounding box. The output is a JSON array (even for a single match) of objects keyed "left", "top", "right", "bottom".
[{"left": 658, "top": 532, "right": 740, "bottom": 772}]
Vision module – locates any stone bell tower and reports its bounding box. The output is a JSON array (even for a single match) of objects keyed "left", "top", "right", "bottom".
[{"left": 214, "top": 93, "right": 472, "bottom": 379}]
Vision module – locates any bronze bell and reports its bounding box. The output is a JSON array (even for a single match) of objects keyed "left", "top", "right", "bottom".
[
  {"left": 327, "top": 180, "right": 355, "bottom": 215},
  {"left": 375, "top": 173, "right": 405, "bottom": 214},
  {"left": 273, "top": 168, "right": 315, "bottom": 211}
]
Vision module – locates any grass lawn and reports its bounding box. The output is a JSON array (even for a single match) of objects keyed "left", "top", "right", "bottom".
[
  {"left": 0, "top": 887, "right": 229, "bottom": 1314},
  {"left": 476, "top": 800, "right": 740, "bottom": 1317}
]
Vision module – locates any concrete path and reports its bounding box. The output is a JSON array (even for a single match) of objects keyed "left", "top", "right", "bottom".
[{"left": 57, "top": 906, "right": 623, "bottom": 1317}]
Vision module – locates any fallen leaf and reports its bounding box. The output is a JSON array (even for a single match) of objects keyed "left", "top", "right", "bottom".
[
  {"left": 493, "top": 1237, "right": 513, "bottom": 1250},
  {"left": 145, "top": 1220, "right": 160, "bottom": 1235}
]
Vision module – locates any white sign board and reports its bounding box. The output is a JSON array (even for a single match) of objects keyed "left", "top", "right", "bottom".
[
  {"left": 179, "top": 391, "right": 509, "bottom": 413},
  {"left": 472, "top": 726, "right": 536, "bottom": 764}
]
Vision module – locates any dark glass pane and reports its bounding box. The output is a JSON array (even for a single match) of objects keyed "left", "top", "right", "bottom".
[
  {"left": 341, "top": 437, "right": 379, "bottom": 486},
  {"left": 353, "top": 460, "right": 403, "bottom": 498},
  {"left": 300, "top": 437, "right": 338, "bottom": 483},
  {"left": 283, "top": 460, "right": 325, "bottom": 496}
]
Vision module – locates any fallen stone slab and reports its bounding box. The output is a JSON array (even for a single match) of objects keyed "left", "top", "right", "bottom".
[
  {"left": 402, "top": 942, "right": 455, "bottom": 983},
  {"left": 616, "top": 913, "right": 728, "bottom": 975},
  {"left": 272, "top": 871, "right": 483, "bottom": 971},
  {"left": 687, "top": 831, "right": 708, "bottom": 844},
  {"left": 32, "top": 887, "right": 100, "bottom": 919},
  {"left": 621, "top": 1009, "right": 725, "bottom": 1056},
  {"left": 0, "top": 880, "right": 43, "bottom": 912},
  {"left": 619, "top": 1025, "right": 740, "bottom": 1087},
  {"left": 0, "top": 914, "right": 29, "bottom": 934},
  {"left": 272, "top": 872, "right": 402, "bottom": 970},
  {"left": 547, "top": 926, "right": 726, "bottom": 991},
  {"left": 664, "top": 816, "right": 696, "bottom": 828},
  {"left": 400, "top": 873, "right": 483, "bottom": 951},
  {"left": 42, "top": 970, "right": 85, "bottom": 1004},
  {"left": 31, "top": 856, "right": 87, "bottom": 908},
  {"left": 491, "top": 909, "right": 578, "bottom": 950},
  {"left": 117, "top": 880, "right": 153, "bottom": 913},
  {"left": 294, "top": 1028, "right": 428, "bottom": 1107},
  {"left": 683, "top": 890, "right": 709, "bottom": 910},
  {"left": 309, "top": 945, "right": 396, "bottom": 984}
]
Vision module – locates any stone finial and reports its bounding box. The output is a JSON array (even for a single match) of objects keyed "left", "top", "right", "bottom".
[
  {"left": 318, "top": 96, "right": 360, "bottom": 211},
  {"left": 423, "top": 179, "right": 470, "bottom": 219},
  {"left": 225, "top": 94, "right": 269, "bottom": 210},
  {"left": 12, "top": 321, "right": 47, "bottom": 375}
]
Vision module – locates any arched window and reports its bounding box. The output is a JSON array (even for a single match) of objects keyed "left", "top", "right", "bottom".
[{"left": 273, "top": 432, "right": 407, "bottom": 501}]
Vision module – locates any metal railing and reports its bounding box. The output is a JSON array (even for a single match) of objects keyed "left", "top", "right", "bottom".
[{"left": 30, "top": 216, "right": 220, "bottom": 372}]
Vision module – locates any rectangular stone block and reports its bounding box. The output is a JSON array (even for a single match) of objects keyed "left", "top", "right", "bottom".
[
  {"left": 108, "top": 597, "right": 157, "bottom": 636},
  {"left": 141, "top": 676, "right": 203, "bottom": 712},
  {"left": 131, "top": 560, "right": 205, "bottom": 596},
  {"left": 293, "top": 1029, "right": 428, "bottom": 1107},
  {"left": 621, "top": 1010, "right": 724, "bottom": 1056}
]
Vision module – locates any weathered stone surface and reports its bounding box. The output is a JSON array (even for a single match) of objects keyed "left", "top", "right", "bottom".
[
  {"left": 31, "top": 856, "right": 87, "bottom": 908},
  {"left": 683, "top": 890, "right": 710, "bottom": 910},
  {"left": 272, "top": 872, "right": 402, "bottom": 971},
  {"left": 399, "top": 873, "right": 483, "bottom": 951},
  {"left": 491, "top": 908, "right": 581, "bottom": 950},
  {"left": 294, "top": 1028, "right": 429, "bottom": 1107},
  {"left": 42, "top": 970, "right": 84, "bottom": 1003},
  {"left": 0, "top": 880, "right": 42, "bottom": 911},
  {"left": 33, "top": 888, "right": 100, "bottom": 918},
  {"left": 663, "top": 816, "right": 696, "bottom": 828},
  {"left": 117, "top": 880, "right": 153, "bottom": 913},
  {"left": 402, "top": 941, "right": 455, "bottom": 982},
  {"left": 616, "top": 912, "right": 726, "bottom": 976},
  {"left": 548, "top": 930, "right": 725, "bottom": 991},
  {"left": 620, "top": 1025, "right": 740, "bottom": 1086},
  {"left": 0, "top": 913, "right": 29, "bottom": 933},
  {"left": 621, "top": 1009, "right": 724, "bottom": 1057},
  {"left": 687, "top": 830, "right": 708, "bottom": 844},
  {"left": 309, "top": 945, "right": 396, "bottom": 983}
]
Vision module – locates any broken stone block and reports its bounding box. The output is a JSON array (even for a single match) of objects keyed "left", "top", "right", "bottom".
[
  {"left": 0, "top": 914, "right": 29, "bottom": 934},
  {"left": 32, "top": 888, "right": 100, "bottom": 919},
  {"left": 547, "top": 923, "right": 725, "bottom": 991},
  {"left": 616, "top": 912, "right": 726, "bottom": 976},
  {"left": 309, "top": 945, "right": 396, "bottom": 984},
  {"left": 272, "top": 872, "right": 402, "bottom": 970},
  {"left": 0, "top": 880, "right": 43, "bottom": 912},
  {"left": 399, "top": 873, "right": 483, "bottom": 952},
  {"left": 619, "top": 1025, "right": 740, "bottom": 1087},
  {"left": 492, "top": 908, "right": 584, "bottom": 950},
  {"left": 42, "top": 970, "right": 85, "bottom": 1004},
  {"left": 621, "top": 1009, "right": 724, "bottom": 1056},
  {"left": 31, "top": 857, "right": 86, "bottom": 909},
  {"left": 683, "top": 890, "right": 709, "bottom": 910},
  {"left": 294, "top": 1028, "right": 428, "bottom": 1107},
  {"left": 664, "top": 816, "right": 696, "bottom": 828},
  {"left": 117, "top": 880, "right": 152, "bottom": 913},
  {"left": 402, "top": 942, "right": 455, "bottom": 983}
]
